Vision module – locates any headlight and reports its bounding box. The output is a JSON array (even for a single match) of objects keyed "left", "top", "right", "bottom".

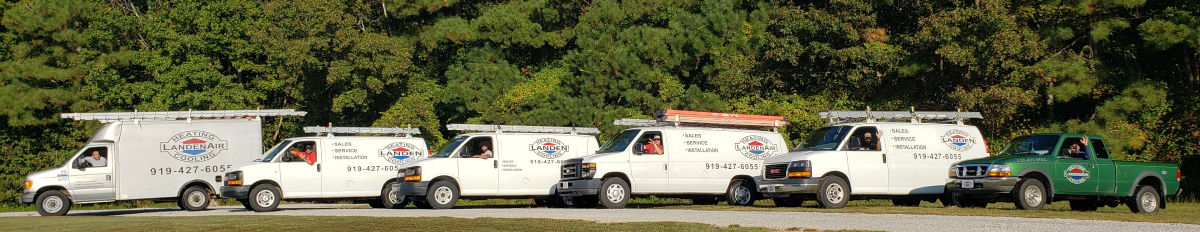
[
  {"left": 787, "top": 160, "right": 812, "bottom": 178},
  {"left": 403, "top": 167, "right": 422, "bottom": 182},
  {"left": 987, "top": 164, "right": 1011, "bottom": 177},
  {"left": 948, "top": 165, "right": 960, "bottom": 178},
  {"left": 225, "top": 171, "right": 243, "bottom": 186},
  {"left": 581, "top": 163, "right": 597, "bottom": 179}
]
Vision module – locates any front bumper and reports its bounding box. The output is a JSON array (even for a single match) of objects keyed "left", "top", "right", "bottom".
[
  {"left": 556, "top": 179, "right": 601, "bottom": 196},
  {"left": 220, "top": 185, "right": 252, "bottom": 199},
  {"left": 20, "top": 191, "right": 36, "bottom": 204},
  {"left": 945, "top": 177, "right": 1020, "bottom": 194},
  {"left": 396, "top": 181, "right": 430, "bottom": 196},
  {"left": 757, "top": 178, "right": 821, "bottom": 198}
]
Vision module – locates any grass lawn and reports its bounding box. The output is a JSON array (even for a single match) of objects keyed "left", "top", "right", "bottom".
[{"left": 0, "top": 215, "right": 796, "bottom": 232}]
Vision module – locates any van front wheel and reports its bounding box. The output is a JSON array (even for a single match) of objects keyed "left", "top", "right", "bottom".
[
  {"left": 598, "top": 178, "right": 630, "bottom": 209},
  {"left": 179, "top": 186, "right": 211, "bottom": 211},
  {"left": 725, "top": 179, "right": 756, "bottom": 206},
  {"left": 381, "top": 183, "right": 410, "bottom": 209},
  {"left": 35, "top": 190, "right": 71, "bottom": 216},
  {"left": 425, "top": 181, "right": 459, "bottom": 209},
  {"left": 249, "top": 184, "right": 281, "bottom": 212},
  {"left": 816, "top": 176, "right": 849, "bottom": 209}
]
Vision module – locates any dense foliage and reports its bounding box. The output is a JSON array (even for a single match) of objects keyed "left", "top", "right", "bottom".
[{"left": 1, "top": 0, "right": 1197, "bottom": 204}]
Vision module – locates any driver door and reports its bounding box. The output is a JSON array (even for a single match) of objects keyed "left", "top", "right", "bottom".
[
  {"left": 68, "top": 146, "right": 115, "bottom": 202},
  {"left": 844, "top": 126, "right": 888, "bottom": 194},
  {"left": 457, "top": 136, "right": 498, "bottom": 195},
  {"left": 279, "top": 140, "right": 323, "bottom": 197}
]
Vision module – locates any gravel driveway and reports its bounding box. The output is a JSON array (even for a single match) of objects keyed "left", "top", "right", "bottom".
[{"left": 3, "top": 204, "right": 1197, "bottom": 232}]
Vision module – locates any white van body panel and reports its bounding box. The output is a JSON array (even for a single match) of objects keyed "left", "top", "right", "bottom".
[
  {"left": 234, "top": 136, "right": 428, "bottom": 199},
  {"left": 401, "top": 132, "right": 599, "bottom": 197}
]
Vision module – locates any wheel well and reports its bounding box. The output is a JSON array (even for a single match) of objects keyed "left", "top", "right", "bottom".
[
  {"left": 36, "top": 186, "right": 69, "bottom": 199},
  {"left": 250, "top": 180, "right": 280, "bottom": 191},
  {"left": 178, "top": 180, "right": 214, "bottom": 197},
  {"left": 384, "top": 178, "right": 402, "bottom": 187},
  {"left": 1019, "top": 171, "right": 1052, "bottom": 196},
  {"left": 822, "top": 171, "right": 850, "bottom": 191},
  {"left": 429, "top": 176, "right": 460, "bottom": 191},
  {"left": 601, "top": 172, "right": 630, "bottom": 184},
  {"left": 729, "top": 175, "right": 755, "bottom": 187}
]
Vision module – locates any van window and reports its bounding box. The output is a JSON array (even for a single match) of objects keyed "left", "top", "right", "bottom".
[
  {"left": 258, "top": 140, "right": 291, "bottom": 162},
  {"left": 845, "top": 127, "right": 880, "bottom": 151},
  {"left": 597, "top": 129, "right": 640, "bottom": 153},
  {"left": 999, "top": 135, "right": 1059, "bottom": 156},
  {"left": 798, "top": 126, "right": 853, "bottom": 151},
  {"left": 461, "top": 137, "right": 494, "bottom": 159},
  {"left": 430, "top": 136, "right": 468, "bottom": 158},
  {"left": 76, "top": 147, "right": 108, "bottom": 168},
  {"left": 287, "top": 141, "right": 318, "bottom": 165},
  {"left": 634, "top": 132, "right": 664, "bottom": 154}
]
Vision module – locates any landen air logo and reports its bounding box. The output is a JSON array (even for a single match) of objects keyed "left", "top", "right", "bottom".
[
  {"left": 530, "top": 138, "right": 569, "bottom": 159},
  {"left": 379, "top": 142, "right": 424, "bottom": 165},
  {"left": 160, "top": 131, "right": 229, "bottom": 163},
  {"left": 1064, "top": 164, "right": 1091, "bottom": 184},
  {"left": 734, "top": 135, "right": 780, "bottom": 160},
  {"left": 941, "top": 129, "right": 977, "bottom": 152}
]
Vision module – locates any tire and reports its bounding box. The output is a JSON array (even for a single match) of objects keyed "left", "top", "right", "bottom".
[
  {"left": 380, "top": 183, "right": 410, "bottom": 209},
  {"left": 725, "top": 179, "right": 756, "bottom": 206},
  {"left": 692, "top": 197, "right": 720, "bottom": 205},
  {"left": 892, "top": 199, "right": 921, "bottom": 207},
  {"left": 1013, "top": 178, "right": 1046, "bottom": 210},
  {"left": 35, "top": 190, "right": 71, "bottom": 216},
  {"left": 1128, "top": 185, "right": 1161, "bottom": 213},
  {"left": 940, "top": 189, "right": 961, "bottom": 207},
  {"left": 598, "top": 178, "right": 631, "bottom": 209},
  {"left": 249, "top": 184, "right": 282, "bottom": 212},
  {"left": 413, "top": 200, "right": 433, "bottom": 209},
  {"left": 773, "top": 198, "right": 804, "bottom": 207},
  {"left": 424, "top": 181, "right": 459, "bottom": 209},
  {"left": 816, "top": 176, "right": 849, "bottom": 209},
  {"left": 1069, "top": 200, "right": 1098, "bottom": 211},
  {"left": 239, "top": 199, "right": 253, "bottom": 210},
  {"left": 572, "top": 196, "right": 599, "bottom": 208},
  {"left": 178, "top": 186, "right": 211, "bottom": 211}
]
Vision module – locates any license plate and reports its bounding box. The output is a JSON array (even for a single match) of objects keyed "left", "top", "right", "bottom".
[
  {"left": 766, "top": 185, "right": 777, "bottom": 192},
  {"left": 961, "top": 180, "right": 975, "bottom": 189}
]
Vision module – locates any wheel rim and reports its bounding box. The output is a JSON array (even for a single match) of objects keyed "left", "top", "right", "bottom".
[
  {"left": 1140, "top": 192, "right": 1157, "bottom": 212},
  {"left": 825, "top": 183, "right": 844, "bottom": 204},
  {"left": 605, "top": 184, "right": 626, "bottom": 203},
  {"left": 733, "top": 185, "right": 752, "bottom": 205},
  {"left": 255, "top": 189, "right": 275, "bottom": 207},
  {"left": 1023, "top": 185, "right": 1042, "bottom": 206},
  {"left": 387, "top": 188, "right": 399, "bottom": 204},
  {"left": 561, "top": 196, "right": 574, "bottom": 206},
  {"left": 43, "top": 196, "right": 63, "bottom": 213},
  {"left": 187, "top": 190, "right": 206, "bottom": 207},
  {"left": 433, "top": 186, "right": 453, "bottom": 204}
]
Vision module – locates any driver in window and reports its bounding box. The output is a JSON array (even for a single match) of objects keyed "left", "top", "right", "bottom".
[
  {"left": 861, "top": 132, "right": 881, "bottom": 151},
  {"left": 642, "top": 135, "right": 664, "bottom": 154},
  {"left": 289, "top": 145, "right": 317, "bottom": 165},
  {"left": 1066, "top": 136, "right": 1090, "bottom": 159},
  {"left": 473, "top": 142, "right": 493, "bottom": 159},
  {"left": 82, "top": 150, "right": 106, "bottom": 167}
]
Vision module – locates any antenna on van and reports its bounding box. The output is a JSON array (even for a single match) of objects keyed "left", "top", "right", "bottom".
[{"left": 819, "top": 107, "right": 982, "bottom": 125}]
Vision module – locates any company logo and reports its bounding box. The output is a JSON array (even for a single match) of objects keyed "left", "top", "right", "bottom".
[
  {"left": 160, "top": 131, "right": 229, "bottom": 163},
  {"left": 379, "top": 142, "right": 424, "bottom": 165},
  {"left": 734, "top": 135, "right": 781, "bottom": 160},
  {"left": 769, "top": 169, "right": 781, "bottom": 174},
  {"left": 530, "top": 138, "right": 569, "bottom": 159},
  {"left": 941, "top": 129, "right": 976, "bottom": 152},
  {"left": 1064, "top": 164, "right": 1091, "bottom": 184}
]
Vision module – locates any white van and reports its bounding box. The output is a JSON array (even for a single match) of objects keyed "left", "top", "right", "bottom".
[
  {"left": 20, "top": 109, "right": 305, "bottom": 216},
  {"left": 220, "top": 126, "right": 428, "bottom": 212},
  {"left": 393, "top": 124, "right": 600, "bottom": 209},
  {"left": 757, "top": 110, "right": 989, "bottom": 208},
  {"left": 557, "top": 110, "right": 789, "bottom": 209}
]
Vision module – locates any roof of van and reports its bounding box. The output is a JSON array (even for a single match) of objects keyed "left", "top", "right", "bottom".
[{"left": 623, "top": 126, "right": 780, "bottom": 133}]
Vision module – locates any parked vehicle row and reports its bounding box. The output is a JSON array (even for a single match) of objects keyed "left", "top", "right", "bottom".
[{"left": 21, "top": 109, "right": 1182, "bottom": 216}]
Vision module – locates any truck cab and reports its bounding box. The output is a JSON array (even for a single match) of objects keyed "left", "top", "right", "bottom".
[
  {"left": 393, "top": 124, "right": 599, "bottom": 209},
  {"left": 221, "top": 126, "right": 428, "bottom": 212},
  {"left": 947, "top": 133, "right": 1182, "bottom": 213}
]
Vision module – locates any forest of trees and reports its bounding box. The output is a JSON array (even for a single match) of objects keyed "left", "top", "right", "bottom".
[{"left": 1, "top": 0, "right": 1197, "bottom": 205}]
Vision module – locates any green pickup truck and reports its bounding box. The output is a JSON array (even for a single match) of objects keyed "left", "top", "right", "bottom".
[{"left": 945, "top": 133, "right": 1182, "bottom": 213}]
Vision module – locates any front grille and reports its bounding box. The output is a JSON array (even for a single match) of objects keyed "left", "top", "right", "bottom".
[
  {"left": 955, "top": 164, "right": 990, "bottom": 178},
  {"left": 764, "top": 163, "right": 789, "bottom": 179},
  {"left": 561, "top": 163, "right": 578, "bottom": 179}
]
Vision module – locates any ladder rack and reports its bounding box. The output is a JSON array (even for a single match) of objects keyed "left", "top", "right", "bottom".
[
  {"left": 61, "top": 109, "right": 307, "bottom": 123},
  {"left": 446, "top": 124, "right": 600, "bottom": 135},
  {"left": 819, "top": 107, "right": 982, "bottom": 125},
  {"left": 304, "top": 126, "right": 421, "bottom": 137},
  {"left": 614, "top": 110, "right": 788, "bottom": 130}
]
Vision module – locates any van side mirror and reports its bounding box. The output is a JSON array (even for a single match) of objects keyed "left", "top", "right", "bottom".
[
  {"left": 281, "top": 153, "right": 292, "bottom": 162},
  {"left": 633, "top": 144, "right": 646, "bottom": 154}
]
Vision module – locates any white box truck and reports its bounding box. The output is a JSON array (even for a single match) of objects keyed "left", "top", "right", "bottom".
[
  {"left": 756, "top": 109, "right": 990, "bottom": 208},
  {"left": 220, "top": 126, "right": 429, "bottom": 212},
  {"left": 557, "top": 110, "right": 789, "bottom": 209},
  {"left": 393, "top": 124, "right": 600, "bottom": 209},
  {"left": 20, "top": 109, "right": 306, "bottom": 216}
]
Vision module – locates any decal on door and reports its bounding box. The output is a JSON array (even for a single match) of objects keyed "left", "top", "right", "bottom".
[
  {"left": 160, "top": 130, "right": 229, "bottom": 162},
  {"left": 530, "top": 138, "right": 569, "bottom": 159},
  {"left": 940, "top": 129, "right": 977, "bottom": 152},
  {"left": 1064, "top": 164, "right": 1091, "bottom": 184},
  {"left": 734, "top": 135, "right": 781, "bottom": 160},
  {"left": 379, "top": 142, "right": 424, "bottom": 165}
]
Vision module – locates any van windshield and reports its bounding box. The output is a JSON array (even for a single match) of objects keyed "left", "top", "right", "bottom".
[
  {"left": 798, "top": 126, "right": 853, "bottom": 150},
  {"left": 999, "top": 135, "right": 1060, "bottom": 156},
  {"left": 429, "top": 136, "right": 468, "bottom": 158},
  {"left": 257, "top": 140, "right": 291, "bottom": 162},
  {"left": 597, "top": 129, "right": 640, "bottom": 153}
]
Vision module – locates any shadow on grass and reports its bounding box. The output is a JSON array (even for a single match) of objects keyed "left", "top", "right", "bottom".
[{"left": 68, "top": 208, "right": 178, "bottom": 216}]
